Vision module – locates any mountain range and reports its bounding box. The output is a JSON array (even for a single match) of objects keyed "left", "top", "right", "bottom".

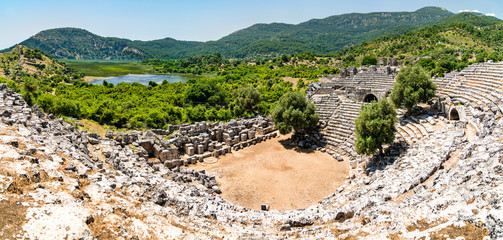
[{"left": 2, "top": 7, "right": 500, "bottom": 60}]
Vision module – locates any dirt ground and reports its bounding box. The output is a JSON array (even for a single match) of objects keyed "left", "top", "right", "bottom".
[
  {"left": 189, "top": 134, "right": 349, "bottom": 211},
  {"left": 0, "top": 197, "right": 28, "bottom": 239},
  {"left": 282, "top": 77, "right": 301, "bottom": 89}
]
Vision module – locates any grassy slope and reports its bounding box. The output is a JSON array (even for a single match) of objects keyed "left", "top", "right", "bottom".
[
  {"left": 0, "top": 46, "right": 77, "bottom": 82},
  {"left": 63, "top": 60, "right": 155, "bottom": 77}
]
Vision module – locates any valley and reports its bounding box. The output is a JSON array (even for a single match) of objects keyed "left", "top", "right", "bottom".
[{"left": 0, "top": 4, "right": 502, "bottom": 239}]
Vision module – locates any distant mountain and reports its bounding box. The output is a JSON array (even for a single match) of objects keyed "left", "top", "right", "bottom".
[
  {"left": 2, "top": 28, "right": 202, "bottom": 60},
  {"left": 205, "top": 6, "right": 454, "bottom": 57},
  {"left": 2, "top": 7, "right": 456, "bottom": 59}
]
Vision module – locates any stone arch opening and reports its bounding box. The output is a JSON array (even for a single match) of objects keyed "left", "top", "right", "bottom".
[
  {"left": 363, "top": 94, "right": 378, "bottom": 103},
  {"left": 449, "top": 108, "right": 460, "bottom": 120}
]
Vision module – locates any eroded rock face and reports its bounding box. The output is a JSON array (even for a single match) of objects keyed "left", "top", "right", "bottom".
[{"left": 0, "top": 59, "right": 502, "bottom": 240}]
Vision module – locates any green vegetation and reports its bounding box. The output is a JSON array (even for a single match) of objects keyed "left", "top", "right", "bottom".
[
  {"left": 354, "top": 99, "right": 397, "bottom": 156},
  {"left": 0, "top": 10, "right": 501, "bottom": 133},
  {"left": 2, "top": 46, "right": 327, "bottom": 130},
  {"left": 1, "top": 28, "right": 200, "bottom": 60},
  {"left": 63, "top": 60, "right": 154, "bottom": 77},
  {"left": 0, "top": 45, "right": 80, "bottom": 89},
  {"left": 143, "top": 52, "right": 337, "bottom": 80},
  {"left": 2, "top": 7, "right": 453, "bottom": 59},
  {"left": 435, "top": 12, "right": 502, "bottom": 27},
  {"left": 22, "top": 76, "right": 39, "bottom": 106},
  {"left": 231, "top": 87, "right": 262, "bottom": 116},
  {"left": 361, "top": 56, "right": 377, "bottom": 66},
  {"left": 270, "top": 91, "right": 318, "bottom": 135},
  {"left": 391, "top": 65, "right": 437, "bottom": 112},
  {"left": 332, "top": 13, "right": 503, "bottom": 75}
]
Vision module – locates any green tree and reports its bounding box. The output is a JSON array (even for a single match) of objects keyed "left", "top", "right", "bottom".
[
  {"left": 148, "top": 81, "right": 158, "bottom": 88},
  {"left": 270, "top": 91, "right": 318, "bottom": 135},
  {"left": 22, "top": 77, "right": 39, "bottom": 106},
  {"left": 476, "top": 52, "right": 487, "bottom": 63},
  {"left": 361, "top": 55, "right": 378, "bottom": 66},
  {"left": 391, "top": 65, "right": 436, "bottom": 112},
  {"left": 488, "top": 52, "right": 501, "bottom": 62},
  {"left": 417, "top": 58, "right": 436, "bottom": 71},
  {"left": 354, "top": 98, "right": 397, "bottom": 156},
  {"left": 296, "top": 79, "right": 306, "bottom": 89},
  {"left": 185, "top": 80, "right": 226, "bottom": 106},
  {"left": 232, "top": 86, "right": 262, "bottom": 116}
]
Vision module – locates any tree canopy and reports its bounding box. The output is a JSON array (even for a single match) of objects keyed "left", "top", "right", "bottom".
[
  {"left": 361, "top": 55, "right": 378, "bottom": 66},
  {"left": 22, "top": 76, "right": 39, "bottom": 106},
  {"left": 184, "top": 80, "right": 226, "bottom": 106},
  {"left": 270, "top": 91, "right": 318, "bottom": 135},
  {"left": 390, "top": 65, "right": 437, "bottom": 111},
  {"left": 232, "top": 86, "right": 262, "bottom": 116},
  {"left": 354, "top": 98, "right": 397, "bottom": 156}
]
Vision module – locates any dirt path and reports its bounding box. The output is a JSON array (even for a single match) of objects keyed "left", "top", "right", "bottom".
[{"left": 189, "top": 134, "right": 349, "bottom": 211}]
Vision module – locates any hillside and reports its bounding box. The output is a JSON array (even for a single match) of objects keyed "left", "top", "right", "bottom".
[
  {"left": 435, "top": 12, "right": 502, "bottom": 27},
  {"left": 206, "top": 6, "right": 453, "bottom": 57},
  {"left": 0, "top": 45, "right": 78, "bottom": 82},
  {"left": 331, "top": 12, "right": 503, "bottom": 71},
  {"left": 2, "top": 28, "right": 202, "bottom": 60},
  {"left": 2, "top": 7, "right": 453, "bottom": 59}
]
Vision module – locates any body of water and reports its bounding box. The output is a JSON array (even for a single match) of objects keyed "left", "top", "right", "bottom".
[{"left": 90, "top": 74, "right": 189, "bottom": 85}]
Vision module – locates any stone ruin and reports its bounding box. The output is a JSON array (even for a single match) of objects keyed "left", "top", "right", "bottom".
[
  {"left": 305, "top": 65, "right": 401, "bottom": 167},
  {"left": 0, "top": 62, "right": 502, "bottom": 239},
  {"left": 97, "top": 115, "right": 278, "bottom": 173}
]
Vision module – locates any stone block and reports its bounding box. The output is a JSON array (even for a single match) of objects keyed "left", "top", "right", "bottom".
[
  {"left": 187, "top": 147, "right": 195, "bottom": 156},
  {"left": 223, "top": 133, "right": 230, "bottom": 141},
  {"left": 240, "top": 133, "right": 248, "bottom": 142},
  {"left": 153, "top": 144, "right": 163, "bottom": 159},
  {"left": 248, "top": 130, "right": 256, "bottom": 139},
  {"left": 147, "top": 158, "right": 161, "bottom": 166},
  {"left": 197, "top": 144, "right": 205, "bottom": 154},
  {"left": 159, "top": 150, "right": 169, "bottom": 163}
]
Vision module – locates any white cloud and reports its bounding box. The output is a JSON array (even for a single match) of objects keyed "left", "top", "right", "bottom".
[
  {"left": 486, "top": 13, "right": 496, "bottom": 17},
  {"left": 458, "top": 9, "right": 482, "bottom": 13}
]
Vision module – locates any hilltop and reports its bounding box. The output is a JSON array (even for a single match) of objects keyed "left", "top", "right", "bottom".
[
  {"left": 2, "top": 7, "right": 453, "bottom": 60},
  {"left": 0, "top": 45, "right": 79, "bottom": 82}
]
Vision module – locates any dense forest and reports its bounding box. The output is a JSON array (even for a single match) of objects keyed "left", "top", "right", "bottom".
[{"left": 2, "top": 7, "right": 456, "bottom": 59}]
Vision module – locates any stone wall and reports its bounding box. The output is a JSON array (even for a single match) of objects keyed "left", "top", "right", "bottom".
[
  {"left": 103, "top": 115, "right": 278, "bottom": 168},
  {"left": 310, "top": 65, "right": 398, "bottom": 102}
]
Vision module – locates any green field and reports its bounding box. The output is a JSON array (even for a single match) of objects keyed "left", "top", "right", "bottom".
[{"left": 63, "top": 60, "right": 155, "bottom": 77}]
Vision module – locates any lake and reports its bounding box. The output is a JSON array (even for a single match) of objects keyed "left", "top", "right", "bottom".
[{"left": 90, "top": 74, "right": 189, "bottom": 85}]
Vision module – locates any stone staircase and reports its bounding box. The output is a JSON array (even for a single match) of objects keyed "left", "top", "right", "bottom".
[
  {"left": 435, "top": 62, "right": 503, "bottom": 114},
  {"left": 322, "top": 101, "right": 363, "bottom": 157},
  {"left": 312, "top": 93, "right": 340, "bottom": 124},
  {"left": 395, "top": 117, "right": 434, "bottom": 145}
]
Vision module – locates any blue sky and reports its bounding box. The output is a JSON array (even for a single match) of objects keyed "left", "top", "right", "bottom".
[{"left": 0, "top": 0, "right": 501, "bottom": 49}]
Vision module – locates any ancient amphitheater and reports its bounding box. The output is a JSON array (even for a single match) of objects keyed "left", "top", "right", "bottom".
[{"left": 0, "top": 62, "right": 502, "bottom": 239}]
